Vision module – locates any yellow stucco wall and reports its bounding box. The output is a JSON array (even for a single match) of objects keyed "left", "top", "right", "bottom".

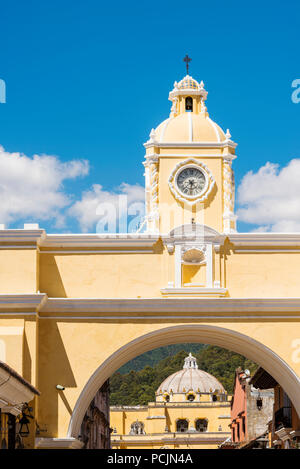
[
  {"left": 15, "top": 246, "right": 298, "bottom": 298},
  {"left": 0, "top": 249, "right": 37, "bottom": 294},
  {"left": 38, "top": 248, "right": 166, "bottom": 298},
  {"left": 224, "top": 249, "right": 300, "bottom": 297},
  {"left": 0, "top": 319, "right": 24, "bottom": 373}
]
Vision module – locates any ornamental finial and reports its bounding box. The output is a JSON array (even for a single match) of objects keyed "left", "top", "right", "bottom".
[{"left": 226, "top": 129, "right": 231, "bottom": 139}]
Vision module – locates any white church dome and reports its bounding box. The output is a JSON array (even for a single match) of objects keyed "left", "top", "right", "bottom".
[{"left": 156, "top": 353, "right": 225, "bottom": 396}]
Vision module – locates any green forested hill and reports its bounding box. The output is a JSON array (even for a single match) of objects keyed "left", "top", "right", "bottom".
[
  {"left": 118, "top": 344, "right": 205, "bottom": 374},
  {"left": 110, "top": 345, "right": 257, "bottom": 405}
]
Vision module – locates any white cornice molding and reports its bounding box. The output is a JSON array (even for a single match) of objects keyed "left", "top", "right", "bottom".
[
  {"left": 39, "top": 233, "right": 159, "bottom": 249},
  {"left": 228, "top": 233, "right": 300, "bottom": 247},
  {"left": 0, "top": 294, "right": 47, "bottom": 311},
  {"left": 39, "top": 249, "right": 154, "bottom": 254},
  {"left": 145, "top": 153, "right": 237, "bottom": 159},
  {"left": 233, "top": 249, "right": 300, "bottom": 253},
  {"left": 35, "top": 437, "right": 84, "bottom": 449},
  {"left": 112, "top": 433, "right": 230, "bottom": 445},
  {"left": 4, "top": 294, "right": 300, "bottom": 319},
  {"left": 169, "top": 88, "right": 207, "bottom": 99},
  {"left": 5, "top": 230, "right": 300, "bottom": 250},
  {"left": 144, "top": 141, "right": 237, "bottom": 149},
  {"left": 0, "top": 231, "right": 159, "bottom": 249},
  {"left": 160, "top": 287, "right": 227, "bottom": 296},
  {"left": 2, "top": 282, "right": 300, "bottom": 319},
  {"left": 38, "top": 297, "right": 300, "bottom": 315},
  {"left": 0, "top": 229, "right": 45, "bottom": 244},
  {"left": 110, "top": 405, "right": 149, "bottom": 411}
]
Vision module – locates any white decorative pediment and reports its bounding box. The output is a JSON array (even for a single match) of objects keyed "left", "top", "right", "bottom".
[
  {"left": 168, "top": 223, "right": 220, "bottom": 240},
  {"left": 168, "top": 158, "right": 216, "bottom": 206},
  {"left": 163, "top": 223, "right": 224, "bottom": 255}
]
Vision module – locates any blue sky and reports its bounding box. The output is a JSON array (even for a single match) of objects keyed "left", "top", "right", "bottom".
[{"left": 0, "top": 0, "right": 299, "bottom": 233}]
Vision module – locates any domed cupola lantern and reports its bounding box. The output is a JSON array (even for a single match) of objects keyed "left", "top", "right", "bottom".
[
  {"left": 169, "top": 74, "right": 208, "bottom": 118},
  {"left": 183, "top": 353, "right": 198, "bottom": 369},
  {"left": 165, "top": 55, "right": 209, "bottom": 117}
]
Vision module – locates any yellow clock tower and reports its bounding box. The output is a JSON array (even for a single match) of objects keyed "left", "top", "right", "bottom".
[
  {"left": 141, "top": 71, "right": 238, "bottom": 294},
  {"left": 143, "top": 73, "right": 237, "bottom": 235}
]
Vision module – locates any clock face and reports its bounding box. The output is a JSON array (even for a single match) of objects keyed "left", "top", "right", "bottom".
[{"left": 176, "top": 166, "right": 206, "bottom": 197}]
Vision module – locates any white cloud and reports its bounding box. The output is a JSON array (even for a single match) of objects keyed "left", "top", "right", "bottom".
[
  {"left": 68, "top": 183, "right": 145, "bottom": 232},
  {"left": 0, "top": 145, "right": 89, "bottom": 227},
  {"left": 237, "top": 159, "right": 300, "bottom": 232}
]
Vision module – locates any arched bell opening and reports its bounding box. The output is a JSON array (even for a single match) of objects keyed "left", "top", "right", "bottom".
[{"left": 185, "top": 96, "right": 193, "bottom": 111}]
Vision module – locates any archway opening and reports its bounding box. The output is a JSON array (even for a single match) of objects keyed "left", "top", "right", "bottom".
[
  {"left": 68, "top": 325, "right": 300, "bottom": 450},
  {"left": 107, "top": 343, "right": 256, "bottom": 448}
]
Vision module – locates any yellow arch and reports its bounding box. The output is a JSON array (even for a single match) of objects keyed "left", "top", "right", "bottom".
[{"left": 67, "top": 324, "right": 300, "bottom": 438}]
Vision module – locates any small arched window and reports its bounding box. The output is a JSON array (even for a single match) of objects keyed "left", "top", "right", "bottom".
[
  {"left": 195, "top": 418, "right": 208, "bottom": 432},
  {"left": 176, "top": 419, "right": 188, "bottom": 432},
  {"left": 185, "top": 97, "right": 193, "bottom": 111},
  {"left": 212, "top": 394, "right": 218, "bottom": 402},
  {"left": 164, "top": 394, "right": 170, "bottom": 402},
  {"left": 187, "top": 393, "right": 195, "bottom": 402}
]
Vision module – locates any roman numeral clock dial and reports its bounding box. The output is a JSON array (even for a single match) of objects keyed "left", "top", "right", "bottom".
[
  {"left": 176, "top": 167, "right": 206, "bottom": 197},
  {"left": 168, "top": 159, "right": 215, "bottom": 206}
]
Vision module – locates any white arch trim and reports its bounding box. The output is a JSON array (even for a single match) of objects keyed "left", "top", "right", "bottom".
[{"left": 67, "top": 324, "right": 300, "bottom": 438}]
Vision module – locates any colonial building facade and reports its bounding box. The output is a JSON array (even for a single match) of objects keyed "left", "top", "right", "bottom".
[
  {"left": 224, "top": 368, "right": 274, "bottom": 449},
  {"left": 111, "top": 354, "right": 231, "bottom": 449},
  {"left": 0, "top": 72, "right": 300, "bottom": 448}
]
